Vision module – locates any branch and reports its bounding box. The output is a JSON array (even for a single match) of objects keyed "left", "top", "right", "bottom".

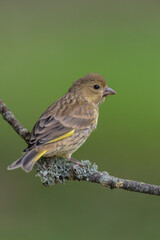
[
  {"left": 1, "top": 98, "right": 160, "bottom": 196},
  {"left": 0, "top": 99, "right": 30, "bottom": 143},
  {"left": 34, "top": 158, "right": 160, "bottom": 196}
]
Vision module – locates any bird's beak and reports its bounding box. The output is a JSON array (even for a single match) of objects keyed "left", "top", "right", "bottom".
[{"left": 103, "top": 86, "right": 116, "bottom": 97}]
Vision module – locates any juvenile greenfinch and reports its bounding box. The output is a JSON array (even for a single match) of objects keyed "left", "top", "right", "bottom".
[{"left": 8, "top": 73, "right": 116, "bottom": 172}]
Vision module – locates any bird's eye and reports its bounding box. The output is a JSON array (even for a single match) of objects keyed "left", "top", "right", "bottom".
[{"left": 93, "top": 84, "right": 100, "bottom": 90}]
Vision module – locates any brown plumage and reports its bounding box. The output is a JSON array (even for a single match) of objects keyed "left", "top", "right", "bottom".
[{"left": 7, "top": 73, "right": 116, "bottom": 172}]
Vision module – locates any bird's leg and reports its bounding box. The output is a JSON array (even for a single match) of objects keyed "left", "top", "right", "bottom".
[
  {"left": 66, "top": 156, "right": 83, "bottom": 168},
  {"left": 69, "top": 157, "right": 81, "bottom": 165}
]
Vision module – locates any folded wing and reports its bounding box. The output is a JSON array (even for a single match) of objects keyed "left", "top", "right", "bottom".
[{"left": 25, "top": 99, "right": 96, "bottom": 151}]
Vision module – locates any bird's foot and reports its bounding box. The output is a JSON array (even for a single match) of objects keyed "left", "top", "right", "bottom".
[{"left": 68, "top": 157, "right": 83, "bottom": 168}]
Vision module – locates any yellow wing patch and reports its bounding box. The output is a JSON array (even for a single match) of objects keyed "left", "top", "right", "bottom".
[
  {"left": 47, "top": 129, "right": 75, "bottom": 144},
  {"left": 33, "top": 150, "right": 47, "bottom": 163}
]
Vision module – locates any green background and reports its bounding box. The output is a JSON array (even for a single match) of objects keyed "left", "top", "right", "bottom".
[{"left": 0, "top": 0, "right": 160, "bottom": 239}]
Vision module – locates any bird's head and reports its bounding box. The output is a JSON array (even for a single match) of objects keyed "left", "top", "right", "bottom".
[{"left": 69, "top": 73, "right": 116, "bottom": 105}]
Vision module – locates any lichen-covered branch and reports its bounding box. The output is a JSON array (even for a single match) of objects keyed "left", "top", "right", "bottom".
[
  {"left": 1, "top": 98, "right": 160, "bottom": 196},
  {"left": 0, "top": 98, "right": 30, "bottom": 143},
  {"left": 34, "top": 158, "right": 160, "bottom": 196}
]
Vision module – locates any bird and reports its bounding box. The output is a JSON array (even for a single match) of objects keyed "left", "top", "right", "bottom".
[{"left": 7, "top": 73, "right": 116, "bottom": 172}]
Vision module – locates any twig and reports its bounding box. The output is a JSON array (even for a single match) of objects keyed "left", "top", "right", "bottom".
[
  {"left": 0, "top": 99, "right": 30, "bottom": 143},
  {"left": 1, "top": 98, "right": 160, "bottom": 196}
]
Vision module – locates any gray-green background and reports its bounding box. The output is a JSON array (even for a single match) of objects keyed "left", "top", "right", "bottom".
[{"left": 0, "top": 0, "right": 160, "bottom": 239}]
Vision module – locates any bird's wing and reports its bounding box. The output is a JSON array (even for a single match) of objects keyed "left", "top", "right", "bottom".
[{"left": 26, "top": 101, "right": 96, "bottom": 150}]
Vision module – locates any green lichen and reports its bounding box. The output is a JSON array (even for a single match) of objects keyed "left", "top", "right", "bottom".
[
  {"left": 99, "top": 171, "right": 111, "bottom": 184},
  {"left": 73, "top": 160, "right": 98, "bottom": 181},
  {"left": 34, "top": 157, "right": 99, "bottom": 187}
]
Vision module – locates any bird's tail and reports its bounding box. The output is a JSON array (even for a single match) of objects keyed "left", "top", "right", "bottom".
[{"left": 7, "top": 149, "right": 47, "bottom": 173}]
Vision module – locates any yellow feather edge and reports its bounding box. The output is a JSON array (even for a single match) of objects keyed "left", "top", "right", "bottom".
[
  {"left": 34, "top": 150, "right": 47, "bottom": 163},
  {"left": 47, "top": 129, "right": 75, "bottom": 144}
]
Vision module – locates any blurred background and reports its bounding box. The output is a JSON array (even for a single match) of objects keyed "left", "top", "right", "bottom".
[{"left": 0, "top": 0, "right": 160, "bottom": 239}]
